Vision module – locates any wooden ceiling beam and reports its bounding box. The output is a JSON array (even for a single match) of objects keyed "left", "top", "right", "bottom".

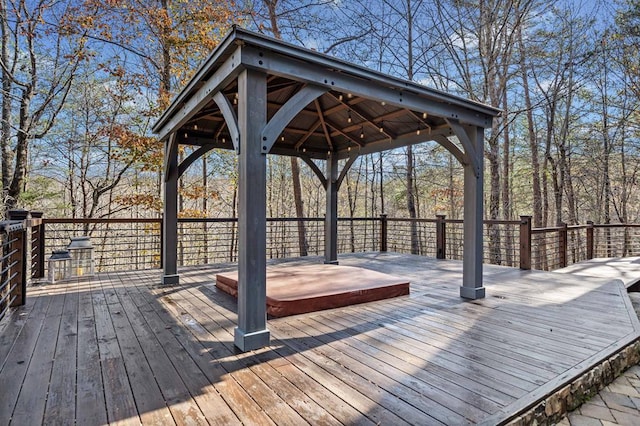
[
  {"left": 294, "top": 119, "right": 322, "bottom": 149},
  {"left": 374, "top": 108, "right": 410, "bottom": 123},
  {"left": 314, "top": 99, "right": 334, "bottom": 151}
]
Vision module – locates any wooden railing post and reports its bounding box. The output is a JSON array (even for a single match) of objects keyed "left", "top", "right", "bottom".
[
  {"left": 159, "top": 217, "right": 164, "bottom": 269},
  {"left": 29, "top": 211, "right": 45, "bottom": 278},
  {"left": 559, "top": 222, "right": 568, "bottom": 268},
  {"left": 436, "top": 215, "right": 446, "bottom": 259},
  {"left": 519, "top": 215, "right": 532, "bottom": 270},
  {"left": 586, "top": 221, "right": 594, "bottom": 260},
  {"left": 379, "top": 214, "right": 388, "bottom": 252},
  {"left": 8, "top": 209, "right": 28, "bottom": 306}
]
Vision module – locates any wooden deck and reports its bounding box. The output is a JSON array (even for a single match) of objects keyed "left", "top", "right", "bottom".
[
  {"left": 555, "top": 256, "right": 640, "bottom": 288},
  {"left": 1, "top": 252, "right": 639, "bottom": 425}
]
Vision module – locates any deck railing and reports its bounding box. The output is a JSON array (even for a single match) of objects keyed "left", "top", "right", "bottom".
[
  {"left": 0, "top": 210, "right": 42, "bottom": 322},
  {"left": 24, "top": 215, "right": 640, "bottom": 279},
  {"left": 1, "top": 211, "right": 637, "bottom": 322}
]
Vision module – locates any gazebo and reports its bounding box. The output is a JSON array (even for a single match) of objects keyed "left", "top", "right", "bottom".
[{"left": 152, "top": 26, "right": 499, "bottom": 352}]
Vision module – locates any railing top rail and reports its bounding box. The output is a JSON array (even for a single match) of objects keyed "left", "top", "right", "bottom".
[
  {"left": 594, "top": 223, "right": 640, "bottom": 229},
  {"left": 532, "top": 227, "right": 561, "bottom": 234},
  {"left": 387, "top": 218, "right": 439, "bottom": 223},
  {"left": 568, "top": 224, "right": 589, "bottom": 231},
  {"left": 44, "top": 218, "right": 162, "bottom": 224},
  {"left": 44, "top": 216, "right": 393, "bottom": 224},
  {"left": 484, "top": 219, "right": 521, "bottom": 225},
  {"left": 0, "top": 220, "right": 25, "bottom": 233}
]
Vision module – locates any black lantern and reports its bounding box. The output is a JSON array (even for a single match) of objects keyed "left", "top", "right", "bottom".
[{"left": 48, "top": 250, "right": 72, "bottom": 283}]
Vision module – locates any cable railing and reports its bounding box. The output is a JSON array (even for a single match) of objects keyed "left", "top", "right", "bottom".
[
  {"left": 0, "top": 210, "right": 40, "bottom": 322},
  {"left": 29, "top": 214, "right": 640, "bottom": 278},
  {"left": 3, "top": 210, "right": 640, "bottom": 324}
]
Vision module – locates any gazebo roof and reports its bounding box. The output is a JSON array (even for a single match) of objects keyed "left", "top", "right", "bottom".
[{"left": 152, "top": 26, "right": 500, "bottom": 160}]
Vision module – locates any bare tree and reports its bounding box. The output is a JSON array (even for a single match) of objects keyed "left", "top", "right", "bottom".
[{"left": 1, "top": 0, "right": 86, "bottom": 215}]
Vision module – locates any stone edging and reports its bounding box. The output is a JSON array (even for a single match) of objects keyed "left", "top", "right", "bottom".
[{"left": 506, "top": 341, "right": 640, "bottom": 425}]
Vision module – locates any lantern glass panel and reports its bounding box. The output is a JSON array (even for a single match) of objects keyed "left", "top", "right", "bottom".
[
  {"left": 67, "top": 236, "right": 95, "bottom": 278},
  {"left": 48, "top": 250, "right": 72, "bottom": 283}
]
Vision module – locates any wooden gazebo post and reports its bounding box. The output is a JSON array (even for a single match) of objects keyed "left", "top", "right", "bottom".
[
  {"left": 234, "top": 68, "right": 270, "bottom": 351},
  {"left": 162, "top": 134, "right": 179, "bottom": 285},
  {"left": 324, "top": 153, "right": 339, "bottom": 264},
  {"left": 461, "top": 127, "right": 485, "bottom": 299}
]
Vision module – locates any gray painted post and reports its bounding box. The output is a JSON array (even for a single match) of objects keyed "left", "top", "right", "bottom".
[
  {"left": 324, "top": 153, "right": 339, "bottom": 264},
  {"left": 162, "top": 134, "right": 180, "bottom": 285},
  {"left": 460, "top": 127, "right": 485, "bottom": 300},
  {"left": 234, "top": 69, "right": 270, "bottom": 352},
  {"left": 380, "top": 214, "right": 388, "bottom": 252}
]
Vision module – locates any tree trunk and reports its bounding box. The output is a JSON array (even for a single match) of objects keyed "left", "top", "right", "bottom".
[
  {"left": 517, "top": 26, "right": 543, "bottom": 228},
  {"left": 501, "top": 93, "right": 513, "bottom": 265},
  {"left": 160, "top": 0, "right": 172, "bottom": 106},
  {"left": 405, "top": 0, "right": 419, "bottom": 254},
  {"left": 291, "top": 157, "right": 308, "bottom": 256},
  {"left": 7, "top": 86, "right": 33, "bottom": 210},
  {"left": 0, "top": 0, "right": 11, "bottom": 215}
]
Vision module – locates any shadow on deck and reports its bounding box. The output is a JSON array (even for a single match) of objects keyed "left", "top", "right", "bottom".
[{"left": 1, "top": 253, "right": 639, "bottom": 425}]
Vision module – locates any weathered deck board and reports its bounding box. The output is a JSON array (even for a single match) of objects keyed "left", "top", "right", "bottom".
[
  {"left": 43, "top": 282, "right": 78, "bottom": 425},
  {"left": 76, "top": 279, "right": 108, "bottom": 425},
  {"left": 10, "top": 288, "right": 66, "bottom": 425},
  {"left": 0, "top": 295, "right": 51, "bottom": 425},
  {"left": 93, "top": 282, "right": 140, "bottom": 425},
  {"left": 1, "top": 252, "right": 639, "bottom": 425}
]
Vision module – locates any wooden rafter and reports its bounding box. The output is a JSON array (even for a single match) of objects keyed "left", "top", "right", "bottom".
[
  {"left": 314, "top": 99, "right": 334, "bottom": 151},
  {"left": 326, "top": 93, "right": 395, "bottom": 140}
]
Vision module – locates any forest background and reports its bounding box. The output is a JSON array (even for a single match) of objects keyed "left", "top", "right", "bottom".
[{"left": 1, "top": 0, "right": 639, "bottom": 231}]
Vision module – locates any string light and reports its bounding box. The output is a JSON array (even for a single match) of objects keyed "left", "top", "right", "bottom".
[
  {"left": 347, "top": 93, "right": 353, "bottom": 99},
  {"left": 348, "top": 145, "right": 351, "bottom": 152},
  {"left": 360, "top": 126, "right": 365, "bottom": 139},
  {"left": 303, "top": 148, "right": 306, "bottom": 152},
  {"left": 347, "top": 110, "right": 352, "bottom": 123},
  {"left": 416, "top": 129, "right": 421, "bottom": 136},
  {"left": 338, "top": 94, "right": 343, "bottom": 101},
  {"left": 281, "top": 135, "right": 285, "bottom": 142},
  {"left": 381, "top": 101, "right": 386, "bottom": 106},
  {"left": 422, "top": 112, "right": 427, "bottom": 119},
  {"left": 194, "top": 124, "right": 198, "bottom": 130},
  {"left": 379, "top": 123, "right": 384, "bottom": 133},
  {"left": 222, "top": 137, "right": 226, "bottom": 143}
]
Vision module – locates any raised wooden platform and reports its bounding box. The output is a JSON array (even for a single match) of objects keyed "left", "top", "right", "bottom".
[
  {"left": 1, "top": 253, "right": 639, "bottom": 425},
  {"left": 216, "top": 264, "right": 410, "bottom": 317}
]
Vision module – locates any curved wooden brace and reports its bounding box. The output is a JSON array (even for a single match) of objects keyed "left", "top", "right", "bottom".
[
  {"left": 336, "top": 153, "right": 359, "bottom": 190},
  {"left": 261, "top": 85, "right": 328, "bottom": 153},
  {"left": 164, "top": 133, "right": 178, "bottom": 182},
  {"left": 433, "top": 135, "right": 468, "bottom": 167},
  {"left": 213, "top": 92, "right": 240, "bottom": 153},
  {"left": 300, "top": 155, "right": 327, "bottom": 188},
  {"left": 447, "top": 119, "right": 481, "bottom": 177},
  {"left": 178, "top": 144, "right": 216, "bottom": 178}
]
